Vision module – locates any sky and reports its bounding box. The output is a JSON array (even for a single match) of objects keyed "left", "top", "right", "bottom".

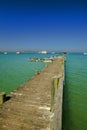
[{"left": 0, "top": 0, "right": 87, "bottom": 52}]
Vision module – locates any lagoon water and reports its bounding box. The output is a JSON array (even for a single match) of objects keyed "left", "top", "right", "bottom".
[
  {"left": 63, "top": 53, "right": 87, "bottom": 130},
  {"left": 0, "top": 52, "right": 55, "bottom": 94},
  {"left": 0, "top": 52, "right": 87, "bottom": 130}
]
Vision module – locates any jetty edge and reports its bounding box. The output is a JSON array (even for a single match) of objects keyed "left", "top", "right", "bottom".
[{"left": 0, "top": 56, "right": 65, "bottom": 130}]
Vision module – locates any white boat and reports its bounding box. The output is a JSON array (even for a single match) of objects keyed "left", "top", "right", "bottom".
[
  {"left": 16, "top": 51, "right": 20, "bottom": 54},
  {"left": 84, "top": 52, "right": 87, "bottom": 55},
  {"left": 42, "top": 58, "right": 54, "bottom": 62},
  {"left": 4, "top": 52, "right": 7, "bottom": 54},
  {"left": 29, "top": 57, "right": 54, "bottom": 62},
  {"left": 30, "top": 58, "right": 39, "bottom": 62},
  {"left": 39, "top": 51, "right": 47, "bottom": 54}
]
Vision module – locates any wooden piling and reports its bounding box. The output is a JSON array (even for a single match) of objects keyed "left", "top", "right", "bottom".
[
  {"left": 51, "top": 77, "right": 59, "bottom": 112},
  {"left": 0, "top": 92, "right": 6, "bottom": 105}
]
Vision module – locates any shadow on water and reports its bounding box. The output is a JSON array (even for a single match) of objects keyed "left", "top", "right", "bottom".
[
  {"left": 62, "top": 60, "right": 70, "bottom": 130},
  {"left": 62, "top": 84, "right": 69, "bottom": 130}
]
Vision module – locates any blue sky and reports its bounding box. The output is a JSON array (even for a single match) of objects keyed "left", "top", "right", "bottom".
[{"left": 0, "top": 0, "right": 87, "bottom": 52}]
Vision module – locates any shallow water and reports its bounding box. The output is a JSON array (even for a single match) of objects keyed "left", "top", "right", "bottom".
[
  {"left": 1, "top": 52, "right": 87, "bottom": 130},
  {"left": 62, "top": 53, "right": 87, "bottom": 130},
  {"left": 0, "top": 52, "right": 56, "bottom": 94}
]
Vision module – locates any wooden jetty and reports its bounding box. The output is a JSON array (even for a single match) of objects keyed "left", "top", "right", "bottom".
[{"left": 0, "top": 56, "right": 64, "bottom": 130}]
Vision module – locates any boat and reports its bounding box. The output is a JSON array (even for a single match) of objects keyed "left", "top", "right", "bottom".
[
  {"left": 16, "top": 51, "right": 20, "bottom": 54},
  {"left": 4, "top": 52, "right": 7, "bottom": 54},
  {"left": 42, "top": 58, "right": 54, "bottom": 62},
  {"left": 84, "top": 52, "right": 87, "bottom": 55},
  {"left": 38, "top": 51, "right": 47, "bottom": 54},
  {"left": 29, "top": 58, "right": 40, "bottom": 62},
  {"left": 29, "top": 57, "right": 54, "bottom": 62}
]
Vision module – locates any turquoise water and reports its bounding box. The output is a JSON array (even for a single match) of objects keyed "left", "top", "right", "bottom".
[
  {"left": 63, "top": 53, "right": 87, "bottom": 130},
  {"left": 0, "top": 52, "right": 56, "bottom": 94},
  {"left": 1, "top": 52, "right": 87, "bottom": 130}
]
